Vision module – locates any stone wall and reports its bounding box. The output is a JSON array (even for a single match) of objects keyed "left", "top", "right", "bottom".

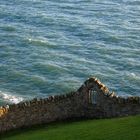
[
  {"left": 0, "top": 77, "right": 140, "bottom": 133},
  {"left": 82, "top": 78, "right": 140, "bottom": 118}
]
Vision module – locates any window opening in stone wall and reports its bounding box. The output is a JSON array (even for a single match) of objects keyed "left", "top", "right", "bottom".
[{"left": 91, "top": 90, "right": 97, "bottom": 104}]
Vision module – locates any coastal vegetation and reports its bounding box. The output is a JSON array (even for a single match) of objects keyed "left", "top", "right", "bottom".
[{"left": 1, "top": 115, "right": 140, "bottom": 140}]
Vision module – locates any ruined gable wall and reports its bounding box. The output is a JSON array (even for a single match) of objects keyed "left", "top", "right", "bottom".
[
  {"left": 84, "top": 78, "right": 140, "bottom": 118},
  {"left": 0, "top": 77, "right": 140, "bottom": 133}
]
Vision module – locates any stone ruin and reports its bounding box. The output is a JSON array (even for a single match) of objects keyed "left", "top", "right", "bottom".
[{"left": 0, "top": 77, "right": 140, "bottom": 133}]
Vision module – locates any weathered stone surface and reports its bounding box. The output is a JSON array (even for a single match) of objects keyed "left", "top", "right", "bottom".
[{"left": 0, "top": 77, "right": 140, "bottom": 133}]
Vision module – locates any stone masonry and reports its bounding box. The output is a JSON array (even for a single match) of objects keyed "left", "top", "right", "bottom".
[{"left": 0, "top": 77, "right": 140, "bottom": 133}]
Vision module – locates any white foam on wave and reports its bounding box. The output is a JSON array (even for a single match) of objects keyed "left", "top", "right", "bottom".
[
  {"left": 0, "top": 91, "right": 23, "bottom": 104},
  {"left": 130, "top": 73, "right": 136, "bottom": 77},
  {"left": 28, "top": 37, "right": 48, "bottom": 44}
]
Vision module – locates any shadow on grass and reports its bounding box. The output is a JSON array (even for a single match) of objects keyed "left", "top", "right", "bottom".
[
  {"left": 0, "top": 117, "right": 93, "bottom": 139},
  {"left": 1, "top": 115, "right": 140, "bottom": 140}
]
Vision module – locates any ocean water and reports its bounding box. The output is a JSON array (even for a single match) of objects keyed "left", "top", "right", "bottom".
[{"left": 0, "top": 0, "right": 140, "bottom": 105}]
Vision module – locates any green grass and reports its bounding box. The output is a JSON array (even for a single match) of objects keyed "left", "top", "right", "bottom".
[{"left": 1, "top": 116, "right": 140, "bottom": 140}]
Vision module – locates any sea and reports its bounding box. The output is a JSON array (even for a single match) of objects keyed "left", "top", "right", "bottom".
[{"left": 0, "top": 0, "right": 140, "bottom": 105}]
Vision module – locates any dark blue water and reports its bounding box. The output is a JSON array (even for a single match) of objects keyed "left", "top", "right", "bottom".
[{"left": 0, "top": 0, "right": 140, "bottom": 105}]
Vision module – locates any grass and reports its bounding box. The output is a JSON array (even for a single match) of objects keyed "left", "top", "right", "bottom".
[{"left": 0, "top": 115, "right": 140, "bottom": 140}]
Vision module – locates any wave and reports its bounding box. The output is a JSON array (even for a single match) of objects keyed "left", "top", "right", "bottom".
[
  {"left": 0, "top": 91, "right": 23, "bottom": 104},
  {"left": 0, "top": 25, "right": 16, "bottom": 32}
]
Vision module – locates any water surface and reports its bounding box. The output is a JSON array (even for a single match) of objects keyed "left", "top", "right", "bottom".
[{"left": 0, "top": 0, "right": 140, "bottom": 105}]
